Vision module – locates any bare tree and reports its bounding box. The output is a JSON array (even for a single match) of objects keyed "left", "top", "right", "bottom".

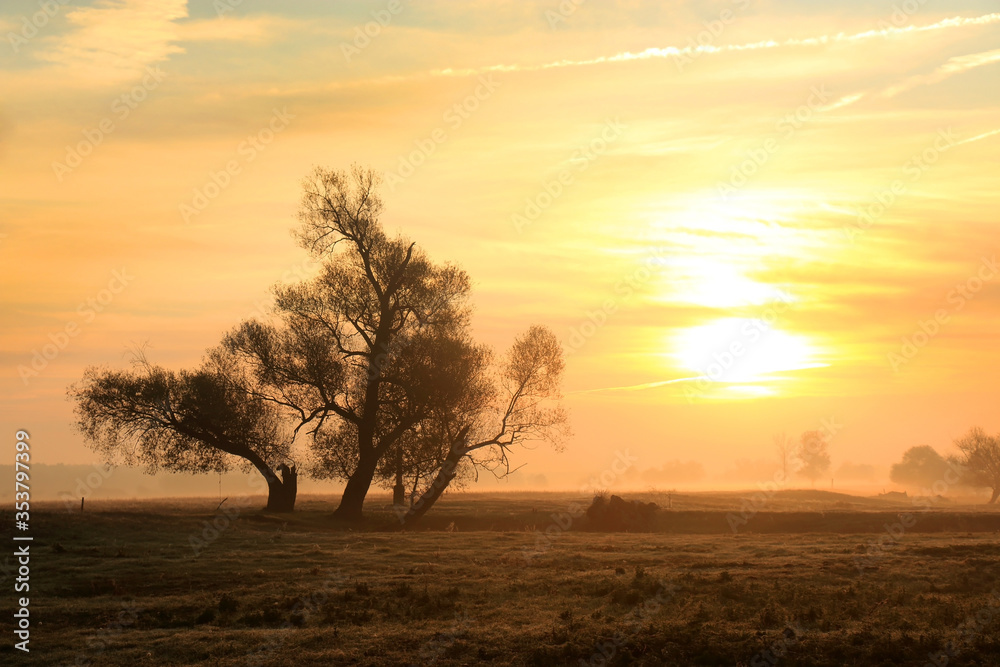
[
  {"left": 954, "top": 427, "right": 1000, "bottom": 504},
  {"left": 773, "top": 432, "right": 795, "bottom": 479},
  {"left": 69, "top": 351, "right": 298, "bottom": 511},
  {"left": 796, "top": 430, "right": 831, "bottom": 485},
  {"left": 222, "top": 165, "right": 563, "bottom": 521},
  {"left": 399, "top": 325, "right": 568, "bottom": 525},
  {"left": 71, "top": 165, "right": 565, "bottom": 521}
]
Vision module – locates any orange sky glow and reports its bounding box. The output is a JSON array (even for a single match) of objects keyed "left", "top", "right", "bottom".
[{"left": 2, "top": 0, "right": 999, "bottom": 495}]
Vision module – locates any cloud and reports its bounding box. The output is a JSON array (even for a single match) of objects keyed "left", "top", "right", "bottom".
[
  {"left": 177, "top": 16, "right": 295, "bottom": 44},
  {"left": 822, "top": 93, "right": 865, "bottom": 111},
  {"left": 427, "top": 13, "right": 1000, "bottom": 78},
  {"left": 569, "top": 376, "right": 702, "bottom": 395},
  {"left": 956, "top": 127, "right": 1000, "bottom": 146},
  {"left": 36, "top": 0, "right": 188, "bottom": 83},
  {"left": 883, "top": 48, "right": 1000, "bottom": 98}
]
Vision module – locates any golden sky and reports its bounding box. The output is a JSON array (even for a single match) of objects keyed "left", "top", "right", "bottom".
[{"left": 2, "top": 0, "right": 999, "bottom": 491}]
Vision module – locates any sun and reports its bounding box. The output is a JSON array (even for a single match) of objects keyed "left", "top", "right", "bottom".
[
  {"left": 667, "top": 262, "right": 792, "bottom": 309},
  {"left": 670, "top": 318, "right": 826, "bottom": 387},
  {"left": 647, "top": 188, "right": 815, "bottom": 309}
]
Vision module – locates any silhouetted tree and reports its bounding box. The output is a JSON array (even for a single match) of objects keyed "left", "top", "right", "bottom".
[
  {"left": 71, "top": 165, "right": 565, "bottom": 520},
  {"left": 398, "top": 325, "right": 568, "bottom": 525},
  {"left": 305, "top": 327, "right": 492, "bottom": 511},
  {"left": 889, "top": 445, "right": 951, "bottom": 489},
  {"left": 69, "top": 351, "right": 298, "bottom": 511},
  {"left": 773, "top": 432, "right": 795, "bottom": 479},
  {"left": 796, "top": 430, "right": 830, "bottom": 485},
  {"left": 954, "top": 427, "right": 1000, "bottom": 504},
  {"left": 220, "top": 166, "right": 472, "bottom": 520},
  {"left": 370, "top": 332, "right": 490, "bottom": 508},
  {"left": 221, "top": 166, "right": 564, "bottom": 521}
]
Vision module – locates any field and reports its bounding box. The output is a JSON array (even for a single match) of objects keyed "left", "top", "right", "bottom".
[{"left": 7, "top": 491, "right": 1000, "bottom": 666}]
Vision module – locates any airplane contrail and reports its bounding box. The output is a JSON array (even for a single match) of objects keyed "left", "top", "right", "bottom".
[
  {"left": 955, "top": 128, "right": 1000, "bottom": 146},
  {"left": 568, "top": 377, "right": 704, "bottom": 395},
  {"left": 883, "top": 48, "right": 1000, "bottom": 97},
  {"left": 570, "top": 363, "right": 829, "bottom": 395},
  {"left": 430, "top": 13, "right": 1000, "bottom": 78}
]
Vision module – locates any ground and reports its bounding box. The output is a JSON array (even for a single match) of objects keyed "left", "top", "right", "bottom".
[{"left": 5, "top": 491, "right": 1000, "bottom": 666}]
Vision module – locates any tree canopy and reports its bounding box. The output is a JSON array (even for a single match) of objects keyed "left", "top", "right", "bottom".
[
  {"left": 70, "top": 350, "right": 298, "bottom": 511},
  {"left": 954, "top": 427, "right": 1000, "bottom": 504},
  {"left": 797, "top": 430, "right": 831, "bottom": 484},
  {"left": 889, "top": 445, "right": 951, "bottom": 489},
  {"left": 71, "top": 165, "right": 567, "bottom": 520}
]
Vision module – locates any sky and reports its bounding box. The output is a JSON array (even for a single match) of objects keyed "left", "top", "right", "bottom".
[{"left": 2, "top": 0, "right": 999, "bottom": 496}]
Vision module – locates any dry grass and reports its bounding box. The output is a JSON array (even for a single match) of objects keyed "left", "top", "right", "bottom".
[{"left": 6, "top": 491, "right": 999, "bottom": 665}]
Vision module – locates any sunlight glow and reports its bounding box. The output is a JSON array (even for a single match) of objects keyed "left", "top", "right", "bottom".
[
  {"left": 671, "top": 318, "right": 827, "bottom": 385},
  {"left": 667, "top": 262, "right": 791, "bottom": 309},
  {"left": 650, "top": 191, "right": 811, "bottom": 308}
]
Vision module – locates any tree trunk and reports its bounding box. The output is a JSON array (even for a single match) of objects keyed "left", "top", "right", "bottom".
[
  {"left": 392, "top": 450, "right": 405, "bottom": 506},
  {"left": 244, "top": 450, "right": 297, "bottom": 513},
  {"left": 989, "top": 487, "right": 999, "bottom": 504},
  {"left": 401, "top": 427, "right": 470, "bottom": 527},
  {"left": 337, "top": 315, "right": 390, "bottom": 522},
  {"left": 265, "top": 464, "right": 297, "bottom": 512},
  {"left": 333, "top": 454, "right": 379, "bottom": 520}
]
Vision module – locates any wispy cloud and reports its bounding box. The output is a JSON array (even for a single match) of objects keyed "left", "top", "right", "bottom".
[
  {"left": 570, "top": 377, "right": 702, "bottom": 395},
  {"left": 822, "top": 93, "right": 866, "bottom": 112},
  {"left": 883, "top": 48, "right": 1000, "bottom": 98},
  {"left": 955, "top": 127, "right": 1000, "bottom": 146},
  {"left": 178, "top": 16, "right": 294, "bottom": 44},
  {"left": 428, "top": 13, "right": 1000, "bottom": 78},
  {"left": 36, "top": 0, "right": 188, "bottom": 83}
]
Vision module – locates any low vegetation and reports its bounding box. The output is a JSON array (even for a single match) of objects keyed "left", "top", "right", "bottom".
[{"left": 9, "top": 492, "right": 999, "bottom": 666}]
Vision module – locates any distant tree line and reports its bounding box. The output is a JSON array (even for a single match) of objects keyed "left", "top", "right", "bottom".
[
  {"left": 890, "top": 427, "right": 1000, "bottom": 503},
  {"left": 773, "top": 426, "right": 1000, "bottom": 503},
  {"left": 772, "top": 430, "right": 832, "bottom": 486},
  {"left": 69, "top": 166, "right": 568, "bottom": 521}
]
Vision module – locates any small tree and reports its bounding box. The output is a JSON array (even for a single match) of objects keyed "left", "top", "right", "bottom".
[
  {"left": 890, "top": 445, "right": 950, "bottom": 489},
  {"left": 397, "top": 325, "right": 568, "bottom": 525},
  {"left": 954, "top": 427, "right": 1000, "bottom": 504},
  {"left": 70, "top": 352, "right": 298, "bottom": 511},
  {"left": 774, "top": 432, "right": 795, "bottom": 479},
  {"left": 797, "top": 430, "right": 831, "bottom": 486}
]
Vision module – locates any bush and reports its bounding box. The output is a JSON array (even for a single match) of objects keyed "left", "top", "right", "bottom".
[{"left": 585, "top": 494, "right": 658, "bottom": 531}]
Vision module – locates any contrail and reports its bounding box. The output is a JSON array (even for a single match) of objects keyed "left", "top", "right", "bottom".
[
  {"left": 570, "top": 363, "right": 829, "bottom": 395},
  {"left": 883, "top": 48, "right": 1000, "bottom": 97},
  {"left": 569, "top": 377, "right": 704, "bottom": 395},
  {"left": 430, "top": 13, "right": 1000, "bottom": 78},
  {"left": 955, "top": 128, "right": 1000, "bottom": 146}
]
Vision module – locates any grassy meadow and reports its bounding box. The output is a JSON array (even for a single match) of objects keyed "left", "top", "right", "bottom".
[{"left": 6, "top": 491, "right": 1000, "bottom": 666}]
